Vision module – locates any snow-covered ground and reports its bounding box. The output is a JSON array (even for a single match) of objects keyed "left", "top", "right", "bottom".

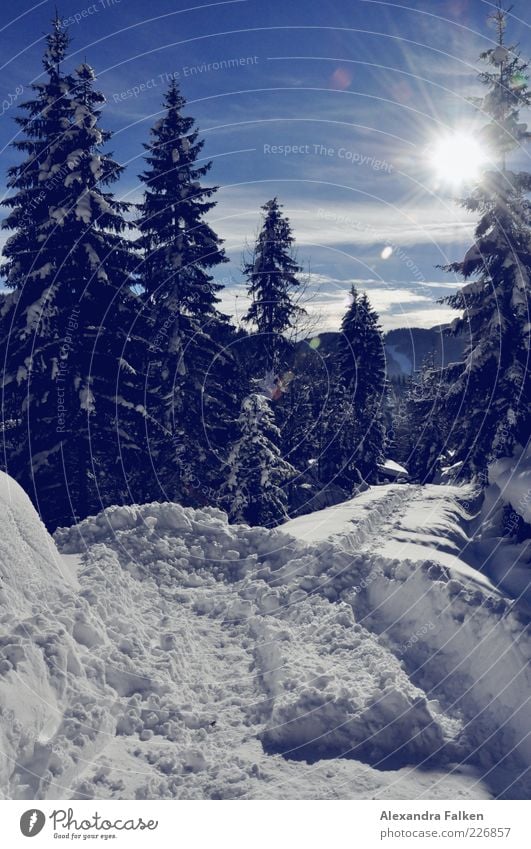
[{"left": 0, "top": 472, "right": 529, "bottom": 800}]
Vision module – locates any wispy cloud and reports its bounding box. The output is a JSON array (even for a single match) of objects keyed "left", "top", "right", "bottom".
[
  {"left": 211, "top": 186, "right": 475, "bottom": 252},
  {"left": 219, "top": 273, "right": 458, "bottom": 333}
]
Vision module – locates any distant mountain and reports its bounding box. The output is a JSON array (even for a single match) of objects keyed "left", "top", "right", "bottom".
[
  {"left": 300, "top": 325, "right": 465, "bottom": 379},
  {"left": 384, "top": 325, "right": 465, "bottom": 378}
]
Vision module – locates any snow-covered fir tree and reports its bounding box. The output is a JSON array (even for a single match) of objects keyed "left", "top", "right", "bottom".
[
  {"left": 390, "top": 387, "right": 411, "bottom": 466},
  {"left": 397, "top": 352, "right": 447, "bottom": 483},
  {"left": 279, "top": 370, "right": 317, "bottom": 469},
  {"left": 337, "top": 286, "right": 387, "bottom": 482},
  {"left": 222, "top": 393, "right": 295, "bottom": 526},
  {"left": 136, "top": 80, "right": 239, "bottom": 501},
  {"left": 275, "top": 364, "right": 321, "bottom": 512},
  {"left": 0, "top": 16, "right": 75, "bottom": 482},
  {"left": 440, "top": 2, "right": 531, "bottom": 474},
  {"left": 317, "top": 375, "right": 360, "bottom": 489},
  {"left": 0, "top": 21, "right": 141, "bottom": 527},
  {"left": 339, "top": 287, "right": 386, "bottom": 407},
  {"left": 243, "top": 198, "right": 305, "bottom": 372}
]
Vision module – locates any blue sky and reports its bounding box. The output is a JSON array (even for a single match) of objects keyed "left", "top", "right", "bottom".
[{"left": 2, "top": 0, "right": 531, "bottom": 330}]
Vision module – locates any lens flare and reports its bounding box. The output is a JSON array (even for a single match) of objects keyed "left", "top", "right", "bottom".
[{"left": 429, "top": 131, "right": 489, "bottom": 188}]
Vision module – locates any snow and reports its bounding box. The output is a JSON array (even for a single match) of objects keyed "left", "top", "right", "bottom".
[
  {"left": 488, "top": 442, "right": 531, "bottom": 524},
  {"left": 16, "top": 365, "right": 28, "bottom": 383},
  {"left": 89, "top": 155, "right": 103, "bottom": 180},
  {"left": 492, "top": 45, "right": 509, "bottom": 65},
  {"left": 85, "top": 242, "right": 109, "bottom": 281},
  {"left": 462, "top": 242, "right": 483, "bottom": 273},
  {"left": 74, "top": 104, "right": 97, "bottom": 129},
  {"left": 79, "top": 385, "right": 95, "bottom": 412},
  {"left": 379, "top": 458, "right": 409, "bottom": 477},
  {"left": 24, "top": 288, "right": 54, "bottom": 334},
  {"left": 38, "top": 157, "right": 52, "bottom": 182},
  {"left": 0, "top": 473, "right": 529, "bottom": 799},
  {"left": 465, "top": 444, "right": 531, "bottom": 604},
  {"left": 64, "top": 171, "right": 82, "bottom": 188},
  {"left": 284, "top": 484, "right": 512, "bottom": 595},
  {"left": 74, "top": 194, "right": 92, "bottom": 224},
  {"left": 75, "top": 63, "right": 95, "bottom": 79},
  {"left": 84, "top": 243, "right": 101, "bottom": 269},
  {"left": 94, "top": 194, "right": 113, "bottom": 216},
  {"left": 33, "top": 262, "right": 54, "bottom": 280},
  {"left": 0, "top": 473, "right": 82, "bottom": 794},
  {"left": 49, "top": 206, "right": 68, "bottom": 226},
  {"left": 282, "top": 484, "right": 407, "bottom": 545},
  {"left": 385, "top": 343, "right": 412, "bottom": 375},
  {"left": 66, "top": 149, "right": 85, "bottom": 170},
  {"left": 285, "top": 485, "right": 531, "bottom": 776}
]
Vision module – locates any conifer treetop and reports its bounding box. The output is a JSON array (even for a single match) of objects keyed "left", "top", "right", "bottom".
[
  {"left": 243, "top": 197, "right": 305, "bottom": 372},
  {"left": 43, "top": 12, "right": 69, "bottom": 76},
  {"left": 137, "top": 80, "right": 226, "bottom": 311}
]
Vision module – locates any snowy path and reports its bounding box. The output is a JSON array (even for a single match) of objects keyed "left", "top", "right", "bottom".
[
  {"left": 286, "top": 484, "right": 530, "bottom": 797},
  {"left": 1, "top": 473, "right": 529, "bottom": 800},
  {"left": 286, "top": 484, "right": 499, "bottom": 592}
]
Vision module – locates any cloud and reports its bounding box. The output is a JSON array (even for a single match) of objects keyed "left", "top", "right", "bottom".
[
  {"left": 380, "top": 305, "right": 457, "bottom": 330},
  {"left": 210, "top": 186, "right": 474, "bottom": 254},
  {"left": 218, "top": 274, "right": 459, "bottom": 333}
]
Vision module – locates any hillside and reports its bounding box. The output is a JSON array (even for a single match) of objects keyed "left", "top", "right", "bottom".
[{"left": 384, "top": 326, "right": 466, "bottom": 377}]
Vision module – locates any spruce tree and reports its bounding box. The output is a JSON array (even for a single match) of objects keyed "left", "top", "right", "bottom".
[
  {"left": 317, "top": 376, "right": 360, "bottom": 489},
  {"left": 1, "top": 21, "right": 141, "bottom": 527},
  {"left": 392, "top": 388, "right": 412, "bottom": 467},
  {"left": 337, "top": 287, "right": 387, "bottom": 482},
  {"left": 441, "top": 2, "right": 531, "bottom": 474},
  {"left": 276, "top": 364, "right": 323, "bottom": 512},
  {"left": 1, "top": 16, "right": 75, "bottom": 501},
  {"left": 243, "top": 198, "right": 304, "bottom": 372},
  {"left": 137, "top": 80, "right": 238, "bottom": 502},
  {"left": 222, "top": 393, "right": 295, "bottom": 526},
  {"left": 279, "top": 370, "right": 317, "bottom": 469},
  {"left": 339, "top": 287, "right": 386, "bottom": 407},
  {"left": 399, "top": 353, "right": 447, "bottom": 483}
]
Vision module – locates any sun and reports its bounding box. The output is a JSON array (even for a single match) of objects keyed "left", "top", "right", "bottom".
[{"left": 429, "top": 131, "right": 489, "bottom": 188}]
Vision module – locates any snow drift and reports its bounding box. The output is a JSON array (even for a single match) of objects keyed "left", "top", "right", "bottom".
[
  {"left": 0, "top": 472, "right": 529, "bottom": 799},
  {"left": 488, "top": 442, "right": 531, "bottom": 525}
]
